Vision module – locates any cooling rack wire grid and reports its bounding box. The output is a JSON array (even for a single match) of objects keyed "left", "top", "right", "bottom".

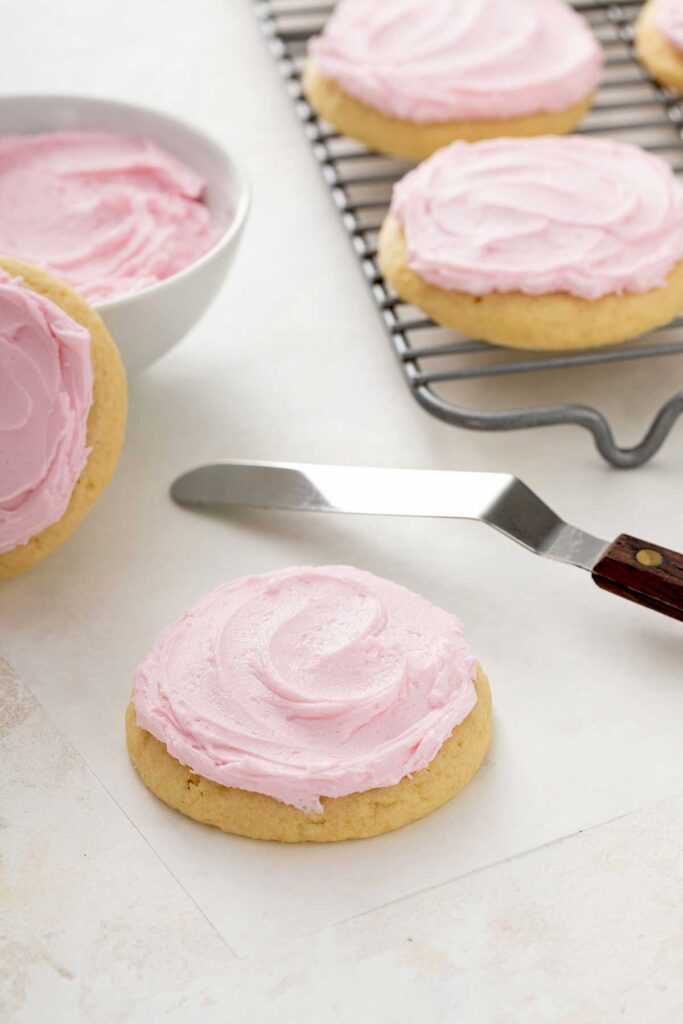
[{"left": 255, "top": 1, "right": 683, "bottom": 467}]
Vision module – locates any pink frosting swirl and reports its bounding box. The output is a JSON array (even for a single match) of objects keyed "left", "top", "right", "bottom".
[
  {"left": 133, "top": 566, "right": 478, "bottom": 812},
  {"left": 0, "top": 272, "right": 93, "bottom": 554},
  {"left": 310, "top": 0, "right": 603, "bottom": 122},
  {"left": 390, "top": 136, "right": 683, "bottom": 300},
  {"left": 658, "top": 0, "right": 683, "bottom": 52},
  {"left": 0, "top": 132, "right": 217, "bottom": 303}
]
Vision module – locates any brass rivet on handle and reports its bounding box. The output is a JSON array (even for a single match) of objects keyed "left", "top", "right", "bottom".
[{"left": 636, "top": 549, "right": 664, "bottom": 567}]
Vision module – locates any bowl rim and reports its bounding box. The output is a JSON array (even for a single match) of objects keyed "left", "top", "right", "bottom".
[{"left": 0, "top": 92, "right": 251, "bottom": 311}]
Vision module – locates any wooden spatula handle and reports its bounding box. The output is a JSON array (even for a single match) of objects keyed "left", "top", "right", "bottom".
[{"left": 592, "top": 534, "right": 683, "bottom": 623}]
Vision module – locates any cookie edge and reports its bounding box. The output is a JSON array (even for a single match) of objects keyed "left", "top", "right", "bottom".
[
  {"left": 0, "top": 257, "right": 127, "bottom": 579},
  {"left": 378, "top": 214, "right": 683, "bottom": 350},
  {"left": 126, "top": 664, "right": 493, "bottom": 843},
  {"left": 303, "top": 59, "right": 596, "bottom": 160}
]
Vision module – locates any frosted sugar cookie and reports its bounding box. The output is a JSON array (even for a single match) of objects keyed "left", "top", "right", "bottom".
[
  {"left": 304, "top": 0, "right": 603, "bottom": 159},
  {"left": 636, "top": 0, "right": 683, "bottom": 93},
  {"left": 127, "top": 566, "right": 492, "bottom": 843},
  {"left": 378, "top": 136, "right": 683, "bottom": 350},
  {"left": 0, "top": 259, "right": 127, "bottom": 578}
]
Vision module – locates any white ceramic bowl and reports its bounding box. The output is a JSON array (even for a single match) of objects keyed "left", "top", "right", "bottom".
[{"left": 0, "top": 95, "right": 249, "bottom": 372}]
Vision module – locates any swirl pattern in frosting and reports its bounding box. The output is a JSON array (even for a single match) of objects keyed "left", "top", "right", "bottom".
[
  {"left": 390, "top": 136, "right": 683, "bottom": 300},
  {"left": 0, "top": 132, "right": 217, "bottom": 303},
  {"left": 133, "top": 566, "right": 478, "bottom": 812},
  {"left": 309, "top": 0, "right": 603, "bottom": 123},
  {"left": 0, "top": 272, "right": 93, "bottom": 553},
  {"left": 658, "top": 0, "right": 683, "bottom": 52}
]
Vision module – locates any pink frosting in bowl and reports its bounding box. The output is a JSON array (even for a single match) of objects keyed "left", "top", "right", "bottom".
[
  {"left": 310, "top": 0, "right": 603, "bottom": 123},
  {"left": 658, "top": 0, "right": 683, "bottom": 52},
  {"left": 0, "top": 132, "right": 217, "bottom": 303},
  {"left": 390, "top": 136, "right": 683, "bottom": 300},
  {"left": 133, "top": 566, "right": 478, "bottom": 813},
  {"left": 0, "top": 271, "right": 93, "bottom": 554}
]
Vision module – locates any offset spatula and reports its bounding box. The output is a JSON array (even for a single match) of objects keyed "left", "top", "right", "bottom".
[{"left": 171, "top": 461, "right": 683, "bottom": 623}]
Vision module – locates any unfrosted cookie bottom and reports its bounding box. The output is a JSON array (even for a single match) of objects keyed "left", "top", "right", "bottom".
[
  {"left": 126, "top": 665, "right": 492, "bottom": 843},
  {"left": 378, "top": 215, "right": 683, "bottom": 351},
  {"left": 303, "top": 60, "right": 596, "bottom": 160},
  {"left": 0, "top": 258, "right": 127, "bottom": 579},
  {"left": 636, "top": 0, "right": 683, "bottom": 93}
]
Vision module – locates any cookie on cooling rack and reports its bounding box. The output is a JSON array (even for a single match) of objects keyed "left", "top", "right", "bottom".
[
  {"left": 378, "top": 136, "right": 683, "bottom": 351},
  {"left": 303, "top": 0, "right": 603, "bottom": 160},
  {"left": 0, "top": 259, "right": 127, "bottom": 579},
  {"left": 126, "top": 565, "right": 492, "bottom": 843},
  {"left": 636, "top": 0, "right": 683, "bottom": 93}
]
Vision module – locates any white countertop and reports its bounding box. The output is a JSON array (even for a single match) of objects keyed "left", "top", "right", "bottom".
[{"left": 1, "top": 1, "right": 682, "bottom": 1020}]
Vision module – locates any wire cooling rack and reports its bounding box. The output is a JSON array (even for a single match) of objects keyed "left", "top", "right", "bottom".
[{"left": 254, "top": 0, "right": 683, "bottom": 467}]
